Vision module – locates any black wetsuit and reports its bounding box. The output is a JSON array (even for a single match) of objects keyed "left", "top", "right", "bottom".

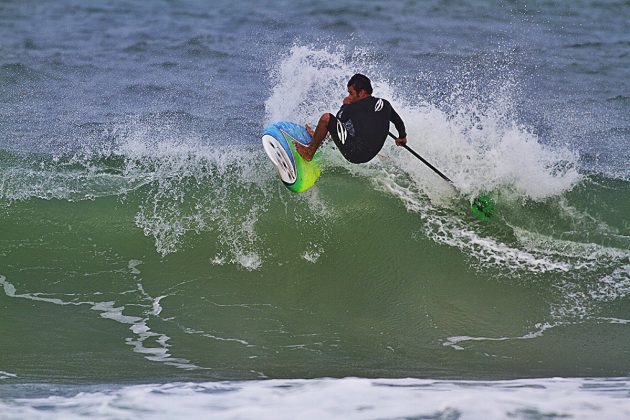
[{"left": 327, "top": 96, "right": 406, "bottom": 164}]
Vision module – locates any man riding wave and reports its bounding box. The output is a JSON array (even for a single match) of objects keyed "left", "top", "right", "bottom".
[{"left": 293, "top": 73, "right": 407, "bottom": 163}]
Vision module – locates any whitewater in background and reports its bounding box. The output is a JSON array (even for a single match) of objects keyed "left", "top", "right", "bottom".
[
  {"left": 2, "top": 378, "right": 630, "bottom": 419},
  {"left": 1, "top": 0, "right": 630, "bottom": 418}
]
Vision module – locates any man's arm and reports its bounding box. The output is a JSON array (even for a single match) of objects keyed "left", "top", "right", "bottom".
[{"left": 390, "top": 106, "right": 407, "bottom": 146}]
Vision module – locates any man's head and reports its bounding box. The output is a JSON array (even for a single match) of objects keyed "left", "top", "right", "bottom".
[
  {"left": 346, "top": 74, "right": 372, "bottom": 103},
  {"left": 348, "top": 74, "right": 373, "bottom": 95}
]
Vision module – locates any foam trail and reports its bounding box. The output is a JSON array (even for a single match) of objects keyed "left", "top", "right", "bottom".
[
  {"left": 0, "top": 371, "right": 17, "bottom": 380},
  {"left": 443, "top": 322, "right": 556, "bottom": 350},
  {"left": 0, "top": 276, "right": 198, "bottom": 370}
]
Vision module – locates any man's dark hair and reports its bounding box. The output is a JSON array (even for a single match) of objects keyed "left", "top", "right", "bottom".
[{"left": 347, "top": 73, "right": 373, "bottom": 95}]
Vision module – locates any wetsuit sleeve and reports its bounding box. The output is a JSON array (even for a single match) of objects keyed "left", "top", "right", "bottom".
[{"left": 390, "top": 107, "right": 407, "bottom": 138}]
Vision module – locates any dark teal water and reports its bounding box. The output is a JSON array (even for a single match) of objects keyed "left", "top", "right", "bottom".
[{"left": 1, "top": 0, "right": 630, "bottom": 418}]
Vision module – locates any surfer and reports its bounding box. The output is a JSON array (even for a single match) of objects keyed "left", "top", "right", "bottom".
[{"left": 293, "top": 74, "right": 407, "bottom": 163}]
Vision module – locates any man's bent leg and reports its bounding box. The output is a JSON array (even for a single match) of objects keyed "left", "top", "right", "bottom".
[{"left": 294, "top": 113, "right": 330, "bottom": 161}]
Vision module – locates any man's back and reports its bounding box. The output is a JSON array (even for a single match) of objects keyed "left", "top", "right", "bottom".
[{"left": 331, "top": 96, "right": 406, "bottom": 163}]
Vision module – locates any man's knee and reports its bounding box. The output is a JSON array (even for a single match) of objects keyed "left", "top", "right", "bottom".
[{"left": 320, "top": 113, "right": 331, "bottom": 124}]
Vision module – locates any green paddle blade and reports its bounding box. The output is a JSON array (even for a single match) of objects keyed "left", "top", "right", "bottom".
[{"left": 471, "top": 195, "right": 495, "bottom": 220}]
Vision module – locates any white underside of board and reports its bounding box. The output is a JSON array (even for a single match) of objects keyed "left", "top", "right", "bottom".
[{"left": 262, "top": 134, "right": 297, "bottom": 184}]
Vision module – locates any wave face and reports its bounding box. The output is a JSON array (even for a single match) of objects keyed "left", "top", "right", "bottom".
[{"left": 1, "top": 0, "right": 630, "bottom": 416}]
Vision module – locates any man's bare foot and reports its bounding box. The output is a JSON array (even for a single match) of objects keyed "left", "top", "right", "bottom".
[
  {"left": 293, "top": 140, "right": 313, "bottom": 161},
  {"left": 305, "top": 124, "right": 314, "bottom": 137}
]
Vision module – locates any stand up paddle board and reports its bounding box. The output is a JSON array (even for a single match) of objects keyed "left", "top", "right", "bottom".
[{"left": 262, "top": 121, "right": 320, "bottom": 193}]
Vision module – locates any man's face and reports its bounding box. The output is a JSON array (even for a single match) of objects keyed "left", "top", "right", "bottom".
[{"left": 344, "top": 85, "right": 368, "bottom": 104}]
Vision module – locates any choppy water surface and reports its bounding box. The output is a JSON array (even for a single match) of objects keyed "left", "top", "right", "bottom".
[{"left": 1, "top": 0, "right": 630, "bottom": 418}]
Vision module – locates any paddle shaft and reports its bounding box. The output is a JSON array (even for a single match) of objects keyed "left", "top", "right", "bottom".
[{"left": 388, "top": 132, "right": 453, "bottom": 184}]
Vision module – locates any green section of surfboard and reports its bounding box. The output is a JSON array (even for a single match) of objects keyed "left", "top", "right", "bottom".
[{"left": 285, "top": 135, "right": 320, "bottom": 193}]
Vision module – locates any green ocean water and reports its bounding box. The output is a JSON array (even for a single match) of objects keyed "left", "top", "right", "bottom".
[{"left": 2, "top": 144, "right": 630, "bottom": 384}]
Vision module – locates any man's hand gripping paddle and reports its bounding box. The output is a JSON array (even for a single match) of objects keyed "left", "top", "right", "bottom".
[{"left": 388, "top": 133, "right": 495, "bottom": 220}]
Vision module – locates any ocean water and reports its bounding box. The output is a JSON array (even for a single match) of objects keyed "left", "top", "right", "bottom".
[{"left": 1, "top": 0, "right": 630, "bottom": 418}]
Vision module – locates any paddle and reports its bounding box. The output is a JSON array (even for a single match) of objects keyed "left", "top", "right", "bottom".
[{"left": 388, "top": 132, "right": 495, "bottom": 220}]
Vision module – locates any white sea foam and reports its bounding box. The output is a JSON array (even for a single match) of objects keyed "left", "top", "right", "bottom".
[
  {"left": 128, "top": 259, "right": 143, "bottom": 275},
  {"left": 513, "top": 226, "right": 630, "bottom": 263},
  {"left": 0, "top": 276, "right": 197, "bottom": 370},
  {"left": 181, "top": 327, "right": 251, "bottom": 347},
  {"left": 379, "top": 174, "right": 573, "bottom": 274},
  {"left": 302, "top": 249, "right": 321, "bottom": 263},
  {"left": 265, "top": 45, "right": 358, "bottom": 124},
  {"left": 0, "top": 165, "right": 137, "bottom": 202},
  {"left": 550, "top": 264, "right": 630, "bottom": 320},
  {"left": 443, "top": 322, "right": 556, "bottom": 350},
  {"left": 152, "top": 295, "right": 166, "bottom": 316},
  {"left": 0, "top": 371, "right": 17, "bottom": 380},
  {"left": 124, "top": 135, "right": 263, "bottom": 259},
  {"left": 2, "top": 377, "right": 630, "bottom": 419},
  {"left": 590, "top": 265, "right": 630, "bottom": 302},
  {"left": 117, "top": 125, "right": 274, "bottom": 268}
]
